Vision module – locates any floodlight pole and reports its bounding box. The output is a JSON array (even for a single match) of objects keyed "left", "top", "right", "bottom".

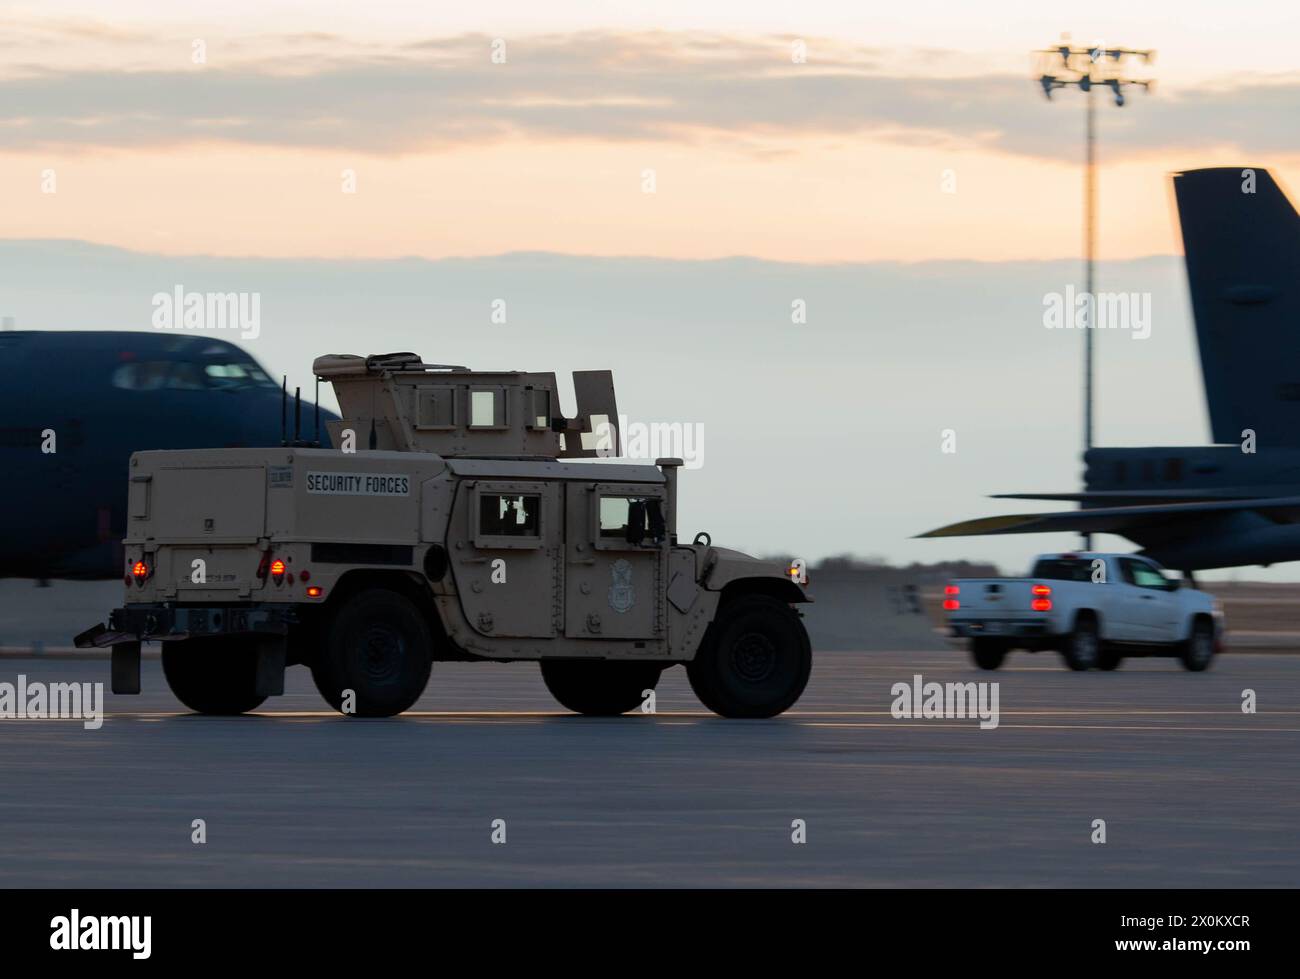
[
  {"left": 1035, "top": 41, "right": 1154, "bottom": 549},
  {"left": 1084, "top": 82, "right": 1095, "bottom": 456}
]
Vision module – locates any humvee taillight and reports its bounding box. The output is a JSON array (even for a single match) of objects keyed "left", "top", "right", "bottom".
[
  {"left": 270, "top": 559, "right": 286, "bottom": 584},
  {"left": 131, "top": 560, "right": 150, "bottom": 586}
]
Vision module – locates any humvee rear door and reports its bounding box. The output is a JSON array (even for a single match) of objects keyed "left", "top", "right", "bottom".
[
  {"left": 448, "top": 480, "right": 562, "bottom": 638},
  {"left": 564, "top": 482, "right": 666, "bottom": 640}
]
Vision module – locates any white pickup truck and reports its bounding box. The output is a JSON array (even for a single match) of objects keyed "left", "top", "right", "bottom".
[{"left": 944, "top": 552, "right": 1222, "bottom": 672}]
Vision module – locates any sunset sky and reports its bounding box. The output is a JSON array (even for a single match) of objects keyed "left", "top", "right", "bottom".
[{"left": 5, "top": 2, "right": 1300, "bottom": 263}]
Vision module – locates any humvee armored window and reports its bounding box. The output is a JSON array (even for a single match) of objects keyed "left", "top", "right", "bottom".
[
  {"left": 469, "top": 387, "right": 506, "bottom": 428},
  {"left": 77, "top": 351, "right": 812, "bottom": 719},
  {"left": 480, "top": 493, "right": 541, "bottom": 538}
]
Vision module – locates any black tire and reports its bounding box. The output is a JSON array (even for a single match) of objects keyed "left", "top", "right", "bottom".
[
  {"left": 970, "top": 638, "right": 1006, "bottom": 670},
  {"left": 540, "top": 660, "right": 664, "bottom": 716},
  {"left": 311, "top": 588, "right": 433, "bottom": 717},
  {"left": 1097, "top": 647, "right": 1124, "bottom": 671},
  {"left": 162, "top": 637, "right": 266, "bottom": 715},
  {"left": 1180, "top": 618, "right": 1215, "bottom": 672},
  {"left": 1062, "top": 614, "right": 1100, "bottom": 671},
  {"left": 687, "top": 595, "right": 811, "bottom": 718}
]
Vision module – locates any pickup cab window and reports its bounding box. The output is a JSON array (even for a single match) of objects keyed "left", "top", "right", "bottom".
[
  {"left": 1120, "top": 557, "right": 1176, "bottom": 590},
  {"left": 1029, "top": 558, "right": 1093, "bottom": 581}
]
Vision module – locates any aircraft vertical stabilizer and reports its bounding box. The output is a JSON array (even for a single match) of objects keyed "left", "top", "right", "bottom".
[{"left": 1173, "top": 167, "right": 1300, "bottom": 445}]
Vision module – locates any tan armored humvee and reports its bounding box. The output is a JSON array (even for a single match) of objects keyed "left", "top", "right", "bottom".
[{"left": 77, "top": 353, "right": 812, "bottom": 718}]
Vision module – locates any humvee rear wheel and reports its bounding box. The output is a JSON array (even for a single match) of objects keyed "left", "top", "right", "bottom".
[
  {"left": 312, "top": 588, "right": 433, "bottom": 717},
  {"left": 687, "top": 595, "right": 811, "bottom": 718},
  {"left": 162, "top": 637, "right": 266, "bottom": 715},
  {"left": 540, "top": 660, "right": 663, "bottom": 716}
]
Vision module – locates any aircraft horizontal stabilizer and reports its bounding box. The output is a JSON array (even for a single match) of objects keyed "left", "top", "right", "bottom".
[
  {"left": 991, "top": 489, "right": 1259, "bottom": 504},
  {"left": 917, "top": 495, "right": 1300, "bottom": 539}
]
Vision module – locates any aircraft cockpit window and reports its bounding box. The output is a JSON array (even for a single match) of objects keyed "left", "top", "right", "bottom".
[
  {"left": 166, "top": 362, "right": 206, "bottom": 390},
  {"left": 203, "top": 363, "right": 275, "bottom": 389},
  {"left": 112, "top": 360, "right": 275, "bottom": 391},
  {"left": 112, "top": 362, "right": 170, "bottom": 391}
]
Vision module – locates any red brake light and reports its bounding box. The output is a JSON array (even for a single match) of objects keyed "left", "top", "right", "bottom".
[
  {"left": 131, "top": 560, "right": 149, "bottom": 585},
  {"left": 943, "top": 598, "right": 960, "bottom": 611},
  {"left": 1031, "top": 584, "right": 1052, "bottom": 596},
  {"left": 944, "top": 584, "right": 960, "bottom": 595},
  {"left": 1031, "top": 598, "right": 1052, "bottom": 611}
]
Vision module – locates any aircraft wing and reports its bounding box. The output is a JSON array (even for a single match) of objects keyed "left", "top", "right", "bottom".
[{"left": 917, "top": 495, "right": 1300, "bottom": 538}]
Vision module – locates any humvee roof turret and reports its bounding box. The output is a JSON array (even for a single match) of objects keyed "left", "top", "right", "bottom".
[{"left": 77, "top": 353, "right": 812, "bottom": 718}]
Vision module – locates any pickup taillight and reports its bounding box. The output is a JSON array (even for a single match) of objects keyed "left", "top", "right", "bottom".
[
  {"left": 1031, "top": 583, "right": 1052, "bottom": 611},
  {"left": 943, "top": 584, "right": 959, "bottom": 611}
]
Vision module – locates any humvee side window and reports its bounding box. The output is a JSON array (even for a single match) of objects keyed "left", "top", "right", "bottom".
[
  {"left": 479, "top": 494, "right": 540, "bottom": 537},
  {"left": 599, "top": 497, "right": 634, "bottom": 538},
  {"left": 469, "top": 387, "right": 507, "bottom": 429},
  {"left": 599, "top": 496, "right": 664, "bottom": 545}
]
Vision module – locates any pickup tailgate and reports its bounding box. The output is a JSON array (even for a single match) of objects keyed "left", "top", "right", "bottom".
[{"left": 949, "top": 578, "right": 1038, "bottom": 617}]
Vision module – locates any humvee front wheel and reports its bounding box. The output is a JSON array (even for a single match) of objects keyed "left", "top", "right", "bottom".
[
  {"left": 162, "top": 637, "right": 266, "bottom": 715},
  {"left": 540, "top": 660, "right": 663, "bottom": 716},
  {"left": 312, "top": 588, "right": 433, "bottom": 717},
  {"left": 687, "top": 595, "right": 811, "bottom": 718}
]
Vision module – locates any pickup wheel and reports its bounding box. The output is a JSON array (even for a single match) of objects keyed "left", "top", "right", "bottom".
[
  {"left": 162, "top": 637, "right": 266, "bottom": 715},
  {"left": 970, "top": 638, "right": 1006, "bottom": 670},
  {"left": 540, "top": 660, "right": 664, "bottom": 716},
  {"left": 1062, "top": 615, "right": 1100, "bottom": 671},
  {"left": 687, "top": 595, "right": 811, "bottom": 718},
  {"left": 1180, "top": 618, "right": 1216, "bottom": 672},
  {"left": 311, "top": 588, "right": 433, "bottom": 717}
]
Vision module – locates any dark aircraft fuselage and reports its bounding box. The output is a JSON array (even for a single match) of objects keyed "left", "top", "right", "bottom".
[{"left": 0, "top": 330, "right": 335, "bottom": 579}]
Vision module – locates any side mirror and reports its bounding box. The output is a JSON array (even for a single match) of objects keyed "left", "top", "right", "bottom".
[
  {"left": 625, "top": 500, "right": 647, "bottom": 545},
  {"left": 647, "top": 500, "right": 666, "bottom": 543}
]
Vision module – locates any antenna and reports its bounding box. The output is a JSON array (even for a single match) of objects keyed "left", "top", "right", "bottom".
[
  {"left": 280, "top": 376, "right": 287, "bottom": 446},
  {"left": 294, "top": 386, "right": 302, "bottom": 444},
  {"left": 314, "top": 376, "right": 322, "bottom": 447},
  {"left": 368, "top": 418, "right": 377, "bottom": 451}
]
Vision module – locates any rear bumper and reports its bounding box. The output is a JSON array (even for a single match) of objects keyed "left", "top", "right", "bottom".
[
  {"left": 949, "top": 618, "right": 1053, "bottom": 640},
  {"left": 75, "top": 603, "right": 297, "bottom": 649}
]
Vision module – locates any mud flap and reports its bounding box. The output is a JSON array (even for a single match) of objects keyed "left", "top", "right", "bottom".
[
  {"left": 255, "top": 640, "right": 286, "bottom": 697},
  {"left": 111, "top": 642, "right": 141, "bottom": 695}
]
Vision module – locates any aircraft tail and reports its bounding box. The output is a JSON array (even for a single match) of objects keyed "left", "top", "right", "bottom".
[{"left": 1173, "top": 167, "right": 1300, "bottom": 445}]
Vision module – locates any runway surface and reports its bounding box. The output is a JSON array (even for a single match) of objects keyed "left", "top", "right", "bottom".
[{"left": 1, "top": 647, "right": 1296, "bottom": 887}]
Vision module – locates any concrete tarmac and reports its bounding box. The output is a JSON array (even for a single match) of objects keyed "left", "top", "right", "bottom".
[{"left": 0, "top": 647, "right": 1295, "bottom": 887}]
